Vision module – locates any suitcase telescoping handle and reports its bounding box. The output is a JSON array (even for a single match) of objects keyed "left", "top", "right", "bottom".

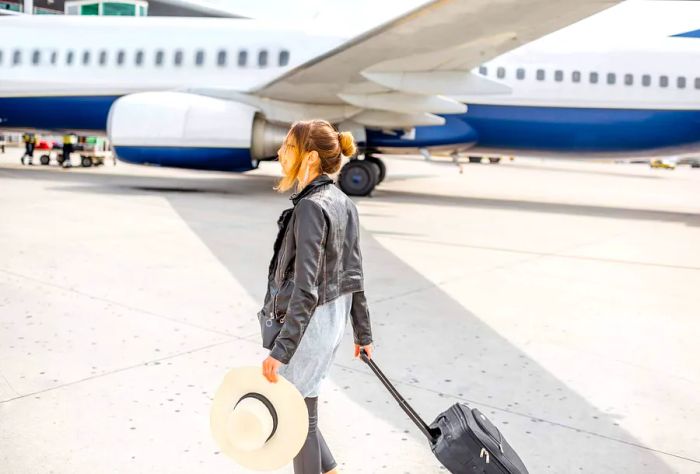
[{"left": 359, "top": 348, "right": 438, "bottom": 443}]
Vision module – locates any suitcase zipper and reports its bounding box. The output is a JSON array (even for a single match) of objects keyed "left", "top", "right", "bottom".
[
  {"left": 473, "top": 410, "right": 505, "bottom": 454},
  {"left": 454, "top": 406, "right": 510, "bottom": 473}
]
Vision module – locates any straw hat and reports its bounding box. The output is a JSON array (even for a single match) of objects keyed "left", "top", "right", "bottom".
[{"left": 210, "top": 366, "right": 308, "bottom": 471}]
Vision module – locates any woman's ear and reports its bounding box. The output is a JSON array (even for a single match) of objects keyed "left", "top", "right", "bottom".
[{"left": 308, "top": 150, "right": 320, "bottom": 169}]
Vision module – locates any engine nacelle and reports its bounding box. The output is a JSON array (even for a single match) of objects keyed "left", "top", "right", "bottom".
[{"left": 107, "top": 92, "right": 288, "bottom": 172}]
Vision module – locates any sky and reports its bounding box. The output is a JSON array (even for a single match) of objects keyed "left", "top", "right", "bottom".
[
  {"left": 196, "top": 1, "right": 699, "bottom": 54},
  {"left": 203, "top": 0, "right": 428, "bottom": 35}
]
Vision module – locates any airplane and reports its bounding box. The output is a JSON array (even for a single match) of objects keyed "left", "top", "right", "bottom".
[{"left": 1, "top": 0, "right": 698, "bottom": 197}]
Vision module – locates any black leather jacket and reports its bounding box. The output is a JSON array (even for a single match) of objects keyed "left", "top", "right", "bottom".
[{"left": 259, "top": 173, "right": 373, "bottom": 364}]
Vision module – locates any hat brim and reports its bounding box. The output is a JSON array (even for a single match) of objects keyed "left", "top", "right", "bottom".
[{"left": 210, "top": 366, "right": 308, "bottom": 471}]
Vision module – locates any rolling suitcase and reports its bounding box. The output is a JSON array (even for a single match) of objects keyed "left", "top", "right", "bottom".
[{"left": 359, "top": 349, "right": 529, "bottom": 474}]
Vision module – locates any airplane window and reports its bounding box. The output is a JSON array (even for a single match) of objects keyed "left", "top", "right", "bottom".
[
  {"left": 116, "top": 50, "right": 125, "bottom": 65},
  {"left": 589, "top": 72, "right": 598, "bottom": 84},
  {"left": 174, "top": 50, "right": 183, "bottom": 66},
  {"left": 66, "top": 50, "right": 74, "bottom": 65},
  {"left": 572, "top": 71, "right": 581, "bottom": 83},
  {"left": 659, "top": 75, "right": 668, "bottom": 88},
  {"left": 238, "top": 50, "right": 247, "bottom": 67},
  {"left": 516, "top": 68, "right": 525, "bottom": 80},
  {"left": 135, "top": 50, "right": 144, "bottom": 66},
  {"left": 606, "top": 73, "right": 615, "bottom": 85},
  {"left": 677, "top": 76, "right": 686, "bottom": 89},
  {"left": 82, "top": 50, "right": 91, "bottom": 65},
  {"left": 12, "top": 49, "right": 21, "bottom": 66},
  {"left": 536, "top": 69, "right": 545, "bottom": 81},
  {"left": 32, "top": 50, "right": 41, "bottom": 65},
  {"left": 155, "top": 50, "right": 164, "bottom": 66},
  {"left": 478, "top": 66, "right": 487, "bottom": 76},
  {"left": 624, "top": 74, "right": 633, "bottom": 86},
  {"left": 642, "top": 74, "right": 651, "bottom": 87},
  {"left": 554, "top": 70, "right": 563, "bottom": 82},
  {"left": 258, "top": 50, "right": 268, "bottom": 67},
  {"left": 217, "top": 49, "right": 227, "bottom": 66},
  {"left": 497, "top": 67, "right": 505, "bottom": 79},
  {"left": 99, "top": 50, "right": 107, "bottom": 66},
  {"left": 195, "top": 49, "right": 205, "bottom": 66},
  {"left": 50, "top": 51, "right": 58, "bottom": 65},
  {"left": 279, "top": 50, "right": 290, "bottom": 67},
  {"left": 695, "top": 77, "right": 700, "bottom": 89}
]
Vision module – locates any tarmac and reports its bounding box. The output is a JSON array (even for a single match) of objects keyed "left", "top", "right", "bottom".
[{"left": 0, "top": 148, "right": 699, "bottom": 473}]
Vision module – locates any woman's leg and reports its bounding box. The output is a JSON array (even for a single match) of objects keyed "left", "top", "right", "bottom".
[
  {"left": 293, "top": 397, "right": 321, "bottom": 474},
  {"left": 318, "top": 427, "right": 338, "bottom": 473}
]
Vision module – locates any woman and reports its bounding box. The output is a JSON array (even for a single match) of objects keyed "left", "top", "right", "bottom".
[{"left": 260, "top": 119, "right": 374, "bottom": 474}]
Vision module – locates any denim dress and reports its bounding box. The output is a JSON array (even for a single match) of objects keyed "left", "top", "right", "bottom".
[{"left": 277, "top": 292, "right": 352, "bottom": 398}]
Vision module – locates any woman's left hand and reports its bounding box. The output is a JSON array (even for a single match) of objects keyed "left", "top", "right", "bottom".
[{"left": 262, "top": 355, "right": 282, "bottom": 383}]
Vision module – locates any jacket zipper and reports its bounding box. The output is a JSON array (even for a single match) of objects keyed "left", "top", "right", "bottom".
[{"left": 272, "top": 225, "right": 291, "bottom": 318}]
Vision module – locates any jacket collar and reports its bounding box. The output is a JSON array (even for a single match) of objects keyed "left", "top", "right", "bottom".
[{"left": 290, "top": 173, "right": 333, "bottom": 205}]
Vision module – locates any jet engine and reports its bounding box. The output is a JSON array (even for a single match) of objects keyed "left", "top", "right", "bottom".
[{"left": 107, "top": 92, "right": 288, "bottom": 172}]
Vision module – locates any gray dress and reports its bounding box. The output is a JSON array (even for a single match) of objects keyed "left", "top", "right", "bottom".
[{"left": 277, "top": 292, "right": 352, "bottom": 398}]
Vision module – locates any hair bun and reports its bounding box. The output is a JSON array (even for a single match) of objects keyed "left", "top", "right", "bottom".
[{"left": 338, "top": 131, "right": 356, "bottom": 157}]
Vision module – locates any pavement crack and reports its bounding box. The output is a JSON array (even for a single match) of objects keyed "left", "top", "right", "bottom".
[
  {"left": 0, "top": 339, "right": 235, "bottom": 405},
  {"left": 0, "top": 369, "right": 20, "bottom": 397},
  {"left": 333, "top": 361, "right": 700, "bottom": 465},
  {"left": 378, "top": 234, "right": 700, "bottom": 271},
  {"left": 0, "top": 267, "right": 242, "bottom": 339}
]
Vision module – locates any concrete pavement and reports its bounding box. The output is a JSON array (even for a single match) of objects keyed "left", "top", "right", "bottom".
[{"left": 0, "top": 149, "right": 698, "bottom": 473}]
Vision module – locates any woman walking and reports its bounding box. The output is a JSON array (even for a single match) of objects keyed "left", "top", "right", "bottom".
[{"left": 260, "top": 119, "right": 374, "bottom": 474}]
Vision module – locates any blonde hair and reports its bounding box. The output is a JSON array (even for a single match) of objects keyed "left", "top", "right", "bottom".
[{"left": 275, "top": 119, "right": 356, "bottom": 193}]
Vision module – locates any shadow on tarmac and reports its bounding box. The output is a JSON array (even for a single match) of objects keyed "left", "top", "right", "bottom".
[{"left": 4, "top": 166, "right": 697, "bottom": 227}]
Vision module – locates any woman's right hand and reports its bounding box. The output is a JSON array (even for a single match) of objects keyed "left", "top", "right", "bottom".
[{"left": 354, "top": 343, "right": 373, "bottom": 360}]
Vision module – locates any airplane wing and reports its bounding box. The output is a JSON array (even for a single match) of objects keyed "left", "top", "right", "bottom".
[{"left": 252, "top": 0, "right": 619, "bottom": 128}]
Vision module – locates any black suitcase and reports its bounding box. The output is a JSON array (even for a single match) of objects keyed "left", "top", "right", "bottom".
[{"left": 359, "top": 349, "right": 529, "bottom": 474}]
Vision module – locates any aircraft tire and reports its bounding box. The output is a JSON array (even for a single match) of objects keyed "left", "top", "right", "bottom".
[
  {"left": 365, "top": 156, "right": 386, "bottom": 183},
  {"left": 339, "top": 159, "right": 377, "bottom": 196}
]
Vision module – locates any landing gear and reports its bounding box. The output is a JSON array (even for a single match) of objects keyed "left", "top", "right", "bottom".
[
  {"left": 338, "top": 153, "right": 386, "bottom": 197},
  {"left": 365, "top": 155, "right": 386, "bottom": 184},
  {"left": 339, "top": 159, "right": 376, "bottom": 196},
  {"left": 467, "top": 155, "right": 502, "bottom": 164}
]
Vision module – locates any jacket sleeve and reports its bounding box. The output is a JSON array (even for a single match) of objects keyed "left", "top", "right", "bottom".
[
  {"left": 270, "top": 199, "right": 327, "bottom": 364},
  {"left": 350, "top": 290, "right": 373, "bottom": 346}
]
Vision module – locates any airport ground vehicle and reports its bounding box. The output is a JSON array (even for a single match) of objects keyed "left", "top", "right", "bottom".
[
  {"left": 649, "top": 159, "right": 676, "bottom": 170},
  {"left": 39, "top": 137, "right": 110, "bottom": 167}
]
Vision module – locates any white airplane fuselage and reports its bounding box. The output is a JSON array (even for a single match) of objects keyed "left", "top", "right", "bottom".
[{"left": 1, "top": 2, "right": 699, "bottom": 171}]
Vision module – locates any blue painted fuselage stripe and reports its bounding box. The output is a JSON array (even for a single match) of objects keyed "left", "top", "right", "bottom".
[
  {"left": 0, "top": 95, "right": 120, "bottom": 131},
  {"left": 672, "top": 29, "right": 700, "bottom": 38},
  {"left": 114, "top": 146, "right": 254, "bottom": 172},
  {"left": 461, "top": 104, "right": 700, "bottom": 152},
  {"left": 366, "top": 104, "right": 700, "bottom": 153},
  {"left": 2, "top": 96, "right": 700, "bottom": 156}
]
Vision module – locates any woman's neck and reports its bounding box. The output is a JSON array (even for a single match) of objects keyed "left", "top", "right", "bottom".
[{"left": 298, "top": 169, "right": 322, "bottom": 192}]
